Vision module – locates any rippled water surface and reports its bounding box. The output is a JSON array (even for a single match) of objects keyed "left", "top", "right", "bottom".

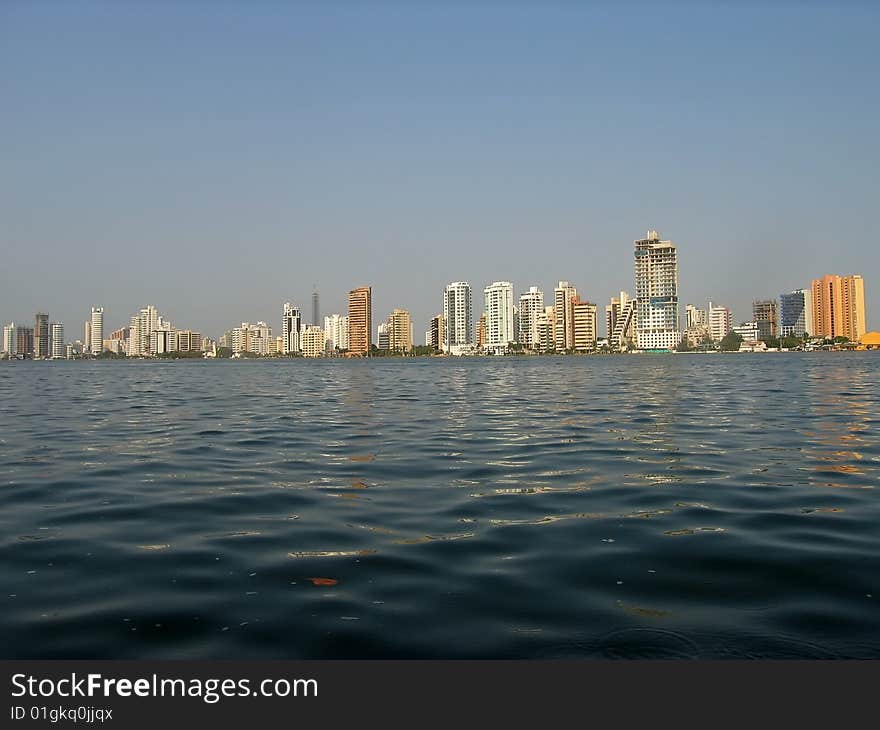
[{"left": 2, "top": 355, "right": 879, "bottom": 658}]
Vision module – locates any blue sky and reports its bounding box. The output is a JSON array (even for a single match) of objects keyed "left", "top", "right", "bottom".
[{"left": 1, "top": 1, "right": 878, "bottom": 339}]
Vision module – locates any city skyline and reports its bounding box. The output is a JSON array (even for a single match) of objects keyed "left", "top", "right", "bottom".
[{"left": 2, "top": 4, "right": 878, "bottom": 339}]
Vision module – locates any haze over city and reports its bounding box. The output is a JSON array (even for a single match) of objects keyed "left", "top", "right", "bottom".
[{"left": 2, "top": 2, "right": 878, "bottom": 336}]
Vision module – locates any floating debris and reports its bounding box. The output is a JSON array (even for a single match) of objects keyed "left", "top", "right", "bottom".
[{"left": 307, "top": 577, "right": 338, "bottom": 586}]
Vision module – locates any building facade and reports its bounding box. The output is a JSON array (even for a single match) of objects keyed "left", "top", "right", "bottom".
[
  {"left": 301, "top": 325, "right": 326, "bottom": 357},
  {"left": 443, "top": 281, "right": 473, "bottom": 355},
  {"left": 282, "top": 303, "right": 303, "bottom": 354},
  {"left": 387, "top": 309, "right": 413, "bottom": 353},
  {"left": 634, "top": 230, "right": 679, "bottom": 350},
  {"left": 606, "top": 291, "right": 636, "bottom": 351},
  {"left": 810, "top": 274, "right": 867, "bottom": 341},
  {"left": 348, "top": 286, "right": 372, "bottom": 356},
  {"left": 752, "top": 299, "right": 778, "bottom": 341},
  {"left": 779, "top": 289, "right": 812, "bottom": 338},
  {"left": 572, "top": 300, "right": 598, "bottom": 351},
  {"left": 553, "top": 281, "right": 577, "bottom": 352},
  {"left": 429, "top": 314, "right": 445, "bottom": 352},
  {"left": 90, "top": 307, "right": 104, "bottom": 355},
  {"left": 34, "top": 313, "right": 49, "bottom": 358},
  {"left": 50, "top": 322, "right": 65, "bottom": 359},
  {"left": 323, "top": 314, "right": 349, "bottom": 352},
  {"left": 3, "top": 323, "right": 15, "bottom": 355},
  {"left": 518, "top": 286, "right": 543, "bottom": 350},
  {"left": 708, "top": 302, "right": 732, "bottom": 342},
  {"left": 484, "top": 281, "right": 514, "bottom": 354}
]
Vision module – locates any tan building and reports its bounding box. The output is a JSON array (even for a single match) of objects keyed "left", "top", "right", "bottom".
[
  {"left": 387, "top": 309, "right": 413, "bottom": 353},
  {"left": 301, "top": 326, "right": 326, "bottom": 357},
  {"left": 553, "top": 282, "right": 577, "bottom": 352},
  {"left": 348, "top": 286, "right": 372, "bottom": 356},
  {"left": 572, "top": 300, "right": 598, "bottom": 351},
  {"left": 537, "top": 306, "right": 555, "bottom": 353},
  {"left": 476, "top": 313, "right": 487, "bottom": 349},
  {"left": 811, "top": 274, "right": 867, "bottom": 341},
  {"left": 176, "top": 330, "right": 202, "bottom": 352}
]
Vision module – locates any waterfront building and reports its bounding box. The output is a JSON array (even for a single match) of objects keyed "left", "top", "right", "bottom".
[
  {"left": 517, "top": 287, "right": 544, "bottom": 351},
  {"left": 348, "top": 286, "right": 372, "bottom": 356},
  {"left": 323, "top": 314, "right": 349, "bottom": 352},
  {"left": 231, "top": 322, "right": 272, "bottom": 354},
  {"left": 301, "top": 325, "right": 326, "bottom": 357},
  {"left": 553, "top": 281, "right": 577, "bottom": 352},
  {"left": 128, "top": 305, "right": 160, "bottom": 356},
  {"left": 34, "top": 313, "right": 49, "bottom": 358},
  {"left": 176, "top": 330, "right": 201, "bottom": 352},
  {"left": 90, "top": 307, "right": 104, "bottom": 355},
  {"left": 634, "top": 230, "right": 680, "bottom": 350},
  {"left": 810, "top": 274, "right": 867, "bottom": 341},
  {"left": 17, "top": 327, "right": 34, "bottom": 357},
  {"left": 684, "top": 303, "right": 710, "bottom": 347},
  {"left": 733, "top": 322, "right": 760, "bottom": 342},
  {"left": 430, "top": 314, "right": 445, "bottom": 352},
  {"left": 779, "top": 289, "right": 813, "bottom": 338},
  {"left": 387, "top": 308, "right": 413, "bottom": 353},
  {"left": 282, "top": 303, "right": 303, "bottom": 354},
  {"left": 65, "top": 343, "right": 74, "bottom": 359},
  {"left": 50, "top": 322, "right": 64, "bottom": 359},
  {"left": 3, "top": 323, "right": 15, "bottom": 355},
  {"left": 475, "top": 313, "right": 487, "bottom": 350},
  {"left": 708, "top": 302, "right": 732, "bottom": 342},
  {"left": 572, "top": 300, "right": 598, "bottom": 351},
  {"left": 536, "top": 306, "right": 555, "bottom": 353},
  {"left": 606, "top": 291, "right": 636, "bottom": 351},
  {"left": 150, "top": 328, "right": 177, "bottom": 355},
  {"left": 484, "top": 281, "right": 515, "bottom": 354},
  {"left": 84, "top": 320, "right": 91, "bottom": 355},
  {"left": 752, "top": 299, "right": 778, "bottom": 341},
  {"left": 444, "top": 281, "right": 473, "bottom": 355},
  {"left": 377, "top": 322, "right": 390, "bottom": 350}
]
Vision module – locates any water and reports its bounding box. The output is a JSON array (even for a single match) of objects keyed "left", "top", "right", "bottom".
[{"left": 1, "top": 354, "right": 879, "bottom": 659}]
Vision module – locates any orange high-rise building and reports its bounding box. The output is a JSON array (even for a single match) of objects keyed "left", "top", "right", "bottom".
[
  {"left": 810, "top": 274, "right": 866, "bottom": 341},
  {"left": 347, "top": 286, "right": 372, "bottom": 356}
]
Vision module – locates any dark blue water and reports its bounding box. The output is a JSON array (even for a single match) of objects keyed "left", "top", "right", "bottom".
[{"left": 2, "top": 354, "right": 879, "bottom": 658}]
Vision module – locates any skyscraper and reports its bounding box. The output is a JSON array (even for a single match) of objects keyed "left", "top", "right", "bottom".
[
  {"left": 323, "top": 314, "right": 349, "bottom": 352},
  {"left": 90, "top": 307, "right": 104, "bottom": 355},
  {"left": 443, "top": 282, "right": 473, "bottom": 355},
  {"left": 708, "top": 302, "right": 732, "bottom": 342},
  {"left": 17, "top": 327, "right": 34, "bottom": 357},
  {"left": 553, "top": 282, "right": 577, "bottom": 352},
  {"left": 387, "top": 309, "right": 413, "bottom": 353},
  {"left": 50, "top": 322, "right": 65, "bottom": 359},
  {"left": 282, "top": 302, "right": 303, "bottom": 354},
  {"left": 348, "top": 286, "right": 372, "bottom": 356},
  {"left": 752, "top": 299, "right": 778, "bottom": 341},
  {"left": 606, "top": 291, "right": 636, "bottom": 351},
  {"left": 518, "top": 286, "right": 544, "bottom": 350},
  {"left": 634, "top": 230, "right": 679, "bottom": 350},
  {"left": 430, "top": 314, "right": 445, "bottom": 352},
  {"left": 779, "top": 289, "right": 812, "bottom": 338},
  {"left": 810, "top": 274, "right": 867, "bottom": 341},
  {"left": 572, "top": 300, "right": 598, "bottom": 351},
  {"left": 84, "top": 320, "right": 91, "bottom": 355},
  {"left": 2, "top": 323, "right": 15, "bottom": 355},
  {"left": 484, "top": 281, "right": 514, "bottom": 354},
  {"left": 34, "top": 313, "right": 49, "bottom": 358},
  {"left": 312, "top": 288, "right": 320, "bottom": 327}
]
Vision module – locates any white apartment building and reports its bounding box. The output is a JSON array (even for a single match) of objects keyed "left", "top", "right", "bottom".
[
  {"left": 50, "top": 322, "right": 65, "bottom": 359},
  {"left": 444, "top": 281, "right": 473, "bottom": 355},
  {"left": 553, "top": 281, "right": 577, "bottom": 352},
  {"left": 282, "top": 303, "right": 302, "bottom": 354},
  {"left": 708, "top": 302, "right": 732, "bottom": 342},
  {"left": 518, "top": 286, "right": 544, "bottom": 350},
  {"left": 90, "top": 307, "right": 104, "bottom": 356},
  {"left": 323, "top": 314, "right": 349, "bottom": 352},
  {"left": 484, "top": 281, "right": 514, "bottom": 354}
]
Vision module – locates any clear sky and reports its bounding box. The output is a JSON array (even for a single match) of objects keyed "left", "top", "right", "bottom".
[{"left": 2, "top": 1, "right": 878, "bottom": 340}]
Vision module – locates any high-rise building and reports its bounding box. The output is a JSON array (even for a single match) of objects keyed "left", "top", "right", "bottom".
[
  {"left": 90, "top": 307, "right": 104, "bottom": 355},
  {"left": 312, "top": 288, "right": 320, "bottom": 327},
  {"left": 572, "top": 300, "right": 598, "bottom": 351},
  {"left": 443, "top": 282, "right": 473, "bottom": 355},
  {"left": 429, "top": 314, "right": 445, "bottom": 352},
  {"left": 634, "top": 230, "right": 680, "bottom": 350},
  {"left": 553, "top": 282, "right": 577, "bottom": 352},
  {"left": 518, "top": 286, "right": 543, "bottom": 350},
  {"left": 606, "top": 291, "right": 636, "bottom": 351},
  {"left": 685, "top": 304, "right": 708, "bottom": 329},
  {"left": 475, "top": 313, "right": 487, "bottom": 350},
  {"left": 484, "top": 281, "right": 514, "bottom": 354},
  {"left": 779, "top": 289, "right": 813, "bottom": 338},
  {"left": 377, "top": 322, "right": 390, "bottom": 350},
  {"left": 301, "top": 325, "right": 326, "bottom": 357},
  {"left": 323, "top": 314, "right": 349, "bottom": 352},
  {"left": 176, "top": 330, "right": 201, "bottom": 352},
  {"left": 388, "top": 309, "right": 413, "bottom": 353},
  {"left": 536, "top": 306, "right": 555, "bottom": 353},
  {"left": 2, "top": 323, "right": 15, "bottom": 355},
  {"left": 50, "top": 322, "right": 65, "bottom": 359},
  {"left": 84, "top": 320, "right": 91, "bottom": 355},
  {"left": 34, "top": 313, "right": 49, "bottom": 358},
  {"left": 17, "top": 327, "right": 34, "bottom": 357},
  {"left": 282, "top": 303, "right": 303, "bottom": 354},
  {"left": 810, "top": 274, "right": 867, "bottom": 341},
  {"left": 708, "top": 302, "right": 732, "bottom": 342},
  {"left": 128, "top": 305, "right": 160, "bottom": 356},
  {"left": 348, "top": 286, "right": 372, "bottom": 356},
  {"left": 752, "top": 299, "right": 778, "bottom": 341}
]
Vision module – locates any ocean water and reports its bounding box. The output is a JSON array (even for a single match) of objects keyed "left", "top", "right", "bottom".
[{"left": 1, "top": 354, "right": 879, "bottom": 659}]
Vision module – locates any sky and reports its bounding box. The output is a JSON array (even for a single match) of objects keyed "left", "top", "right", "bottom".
[{"left": 2, "top": 1, "right": 878, "bottom": 340}]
